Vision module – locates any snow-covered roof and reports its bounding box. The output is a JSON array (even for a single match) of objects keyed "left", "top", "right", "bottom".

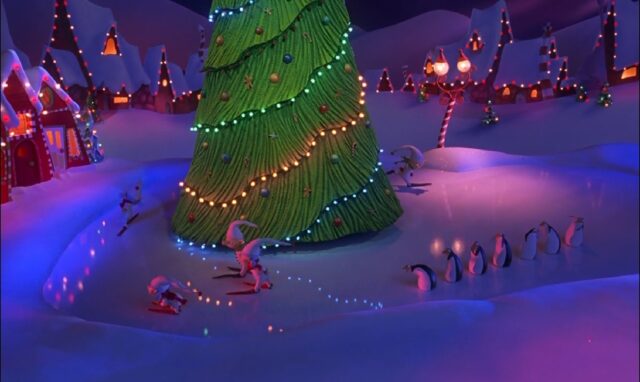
[
  {"left": 64, "top": 0, "right": 148, "bottom": 92},
  {"left": 143, "top": 45, "right": 165, "bottom": 94},
  {"left": 167, "top": 62, "right": 190, "bottom": 98},
  {"left": 1, "top": 50, "right": 43, "bottom": 113},
  {"left": 549, "top": 57, "right": 568, "bottom": 86},
  {"left": 494, "top": 37, "right": 554, "bottom": 87},
  {"left": 1, "top": 2, "right": 31, "bottom": 68},
  {"left": 436, "top": 0, "right": 508, "bottom": 80},
  {"left": 144, "top": 46, "right": 190, "bottom": 98},
  {"left": 25, "top": 66, "right": 80, "bottom": 113},
  {"left": 47, "top": 48, "right": 88, "bottom": 88},
  {"left": 1, "top": 92, "right": 19, "bottom": 128},
  {"left": 120, "top": 38, "right": 150, "bottom": 91},
  {"left": 185, "top": 51, "right": 206, "bottom": 91},
  {"left": 612, "top": 0, "right": 639, "bottom": 69}
]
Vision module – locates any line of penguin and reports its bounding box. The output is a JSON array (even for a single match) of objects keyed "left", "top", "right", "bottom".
[{"left": 404, "top": 217, "right": 585, "bottom": 291}]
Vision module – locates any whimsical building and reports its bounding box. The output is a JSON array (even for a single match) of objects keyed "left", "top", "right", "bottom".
[
  {"left": 26, "top": 67, "right": 90, "bottom": 172},
  {"left": 42, "top": 0, "right": 150, "bottom": 110},
  {"left": 1, "top": 93, "right": 18, "bottom": 203},
  {"left": 143, "top": 45, "right": 197, "bottom": 114},
  {"left": 1, "top": 50, "right": 53, "bottom": 192},
  {"left": 494, "top": 34, "right": 575, "bottom": 103},
  {"left": 599, "top": 0, "right": 639, "bottom": 85}
]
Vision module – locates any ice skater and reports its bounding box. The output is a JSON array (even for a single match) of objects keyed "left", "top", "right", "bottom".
[
  {"left": 222, "top": 220, "right": 258, "bottom": 250},
  {"left": 147, "top": 275, "right": 201, "bottom": 315},
  {"left": 214, "top": 222, "right": 291, "bottom": 294},
  {"left": 521, "top": 228, "right": 538, "bottom": 260},
  {"left": 403, "top": 264, "right": 437, "bottom": 291},
  {"left": 492, "top": 233, "right": 512, "bottom": 268},
  {"left": 468, "top": 241, "right": 487, "bottom": 275},
  {"left": 564, "top": 216, "right": 584, "bottom": 247},
  {"left": 386, "top": 145, "right": 431, "bottom": 187},
  {"left": 117, "top": 182, "right": 143, "bottom": 236},
  {"left": 540, "top": 221, "right": 561, "bottom": 254},
  {"left": 444, "top": 248, "right": 463, "bottom": 283}
]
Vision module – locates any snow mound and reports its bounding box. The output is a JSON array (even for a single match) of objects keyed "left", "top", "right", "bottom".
[{"left": 398, "top": 144, "right": 640, "bottom": 173}]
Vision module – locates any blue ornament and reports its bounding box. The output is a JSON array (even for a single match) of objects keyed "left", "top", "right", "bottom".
[
  {"left": 322, "top": 16, "right": 331, "bottom": 25},
  {"left": 260, "top": 187, "right": 270, "bottom": 198},
  {"left": 222, "top": 153, "right": 232, "bottom": 164},
  {"left": 283, "top": 53, "right": 294, "bottom": 64},
  {"left": 330, "top": 154, "right": 340, "bottom": 164}
]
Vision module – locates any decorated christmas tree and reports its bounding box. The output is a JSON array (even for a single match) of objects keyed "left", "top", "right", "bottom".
[
  {"left": 597, "top": 83, "right": 612, "bottom": 107},
  {"left": 576, "top": 85, "right": 588, "bottom": 102},
  {"left": 401, "top": 73, "right": 416, "bottom": 93},
  {"left": 482, "top": 100, "right": 499, "bottom": 125},
  {"left": 418, "top": 83, "right": 430, "bottom": 103},
  {"left": 172, "top": 0, "right": 402, "bottom": 245},
  {"left": 376, "top": 68, "right": 394, "bottom": 93}
]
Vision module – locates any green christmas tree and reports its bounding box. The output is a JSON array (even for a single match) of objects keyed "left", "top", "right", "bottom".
[
  {"left": 576, "top": 85, "right": 588, "bottom": 103},
  {"left": 597, "top": 83, "right": 612, "bottom": 108},
  {"left": 172, "top": 0, "right": 402, "bottom": 245},
  {"left": 482, "top": 100, "right": 499, "bottom": 125}
]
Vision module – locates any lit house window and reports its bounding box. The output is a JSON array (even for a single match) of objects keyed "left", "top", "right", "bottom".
[
  {"left": 67, "top": 128, "right": 81, "bottom": 157},
  {"left": 113, "top": 96, "right": 129, "bottom": 104},
  {"left": 502, "top": 87, "right": 511, "bottom": 96},
  {"left": 468, "top": 32, "right": 484, "bottom": 52},
  {"left": 103, "top": 37, "right": 118, "bottom": 55},
  {"left": 530, "top": 88, "right": 539, "bottom": 99},
  {"left": 621, "top": 67, "right": 637, "bottom": 80},
  {"left": 9, "top": 113, "right": 32, "bottom": 137},
  {"left": 102, "top": 26, "right": 121, "bottom": 56}
]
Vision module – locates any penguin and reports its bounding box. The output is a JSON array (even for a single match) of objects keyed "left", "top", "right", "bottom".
[
  {"left": 521, "top": 228, "right": 538, "bottom": 260},
  {"left": 444, "top": 248, "right": 463, "bottom": 282},
  {"left": 403, "top": 264, "right": 437, "bottom": 291},
  {"left": 468, "top": 241, "right": 487, "bottom": 275},
  {"left": 492, "top": 233, "right": 512, "bottom": 268},
  {"left": 540, "top": 221, "right": 561, "bottom": 254},
  {"left": 564, "top": 217, "right": 584, "bottom": 247}
]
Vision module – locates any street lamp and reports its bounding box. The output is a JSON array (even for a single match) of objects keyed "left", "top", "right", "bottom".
[{"left": 433, "top": 48, "right": 473, "bottom": 148}]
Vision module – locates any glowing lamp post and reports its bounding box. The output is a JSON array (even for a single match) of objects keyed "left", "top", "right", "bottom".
[{"left": 433, "top": 48, "right": 473, "bottom": 148}]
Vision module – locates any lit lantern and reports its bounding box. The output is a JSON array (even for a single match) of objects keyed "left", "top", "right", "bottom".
[
  {"left": 162, "top": 79, "right": 168, "bottom": 87},
  {"left": 433, "top": 49, "right": 449, "bottom": 77},
  {"left": 456, "top": 49, "right": 471, "bottom": 73}
]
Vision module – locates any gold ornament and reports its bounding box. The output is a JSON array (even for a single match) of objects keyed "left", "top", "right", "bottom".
[
  {"left": 215, "top": 35, "right": 224, "bottom": 46},
  {"left": 344, "top": 64, "right": 353, "bottom": 73},
  {"left": 269, "top": 72, "right": 281, "bottom": 84},
  {"left": 201, "top": 141, "right": 209, "bottom": 150},
  {"left": 220, "top": 91, "right": 230, "bottom": 102}
]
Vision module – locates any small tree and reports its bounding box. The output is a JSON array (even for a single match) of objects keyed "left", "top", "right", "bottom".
[
  {"left": 597, "top": 83, "right": 612, "bottom": 108},
  {"left": 576, "top": 85, "right": 588, "bottom": 102},
  {"left": 402, "top": 73, "right": 416, "bottom": 93},
  {"left": 482, "top": 100, "right": 499, "bottom": 125},
  {"left": 376, "top": 68, "right": 394, "bottom": 93}
]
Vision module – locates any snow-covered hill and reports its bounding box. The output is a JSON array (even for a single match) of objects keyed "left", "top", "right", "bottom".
[{"left": 351, "top": 10, "right": 470, "bottom": 81}]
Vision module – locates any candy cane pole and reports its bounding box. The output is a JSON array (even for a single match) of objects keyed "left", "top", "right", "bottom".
[{"left": 437, "top": 95, "right": 457, "bottom": 148}]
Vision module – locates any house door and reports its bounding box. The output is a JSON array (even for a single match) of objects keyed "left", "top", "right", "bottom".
[
  {"left": 165, "top": 101, "right": 173, "bottom": 114},
  {"left": 44, "top": 126, "right": 67, "bottom": 173},
  {"left": 13, "top": 140, "right": 41, "bottom": 186}
]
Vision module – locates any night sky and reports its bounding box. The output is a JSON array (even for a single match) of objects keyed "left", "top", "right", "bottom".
[{"left": 170, "top": 0, "right": 601, "bottom": 37}]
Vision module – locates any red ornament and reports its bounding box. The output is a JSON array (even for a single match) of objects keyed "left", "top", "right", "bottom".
[
  {"left": 255, "top": 26, "right": 264, "bottom": 35},
  {"left": 333, "top": 217, "right": 343, "bottom": 227},
  {"left": 188, "top": 212, "right": 196, "bottom": 223},
  {"left": 319, "top": 104, "right": 329, "bottom": 114}
]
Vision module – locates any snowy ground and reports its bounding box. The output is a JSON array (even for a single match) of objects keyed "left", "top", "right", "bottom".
[{"left": 2, "top": 82, "right": 638, "bottom": 381}]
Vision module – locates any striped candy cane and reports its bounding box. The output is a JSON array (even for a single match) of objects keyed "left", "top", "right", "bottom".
[{"left": 437, "top": 96, "right": 457, "bottom": 148}]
